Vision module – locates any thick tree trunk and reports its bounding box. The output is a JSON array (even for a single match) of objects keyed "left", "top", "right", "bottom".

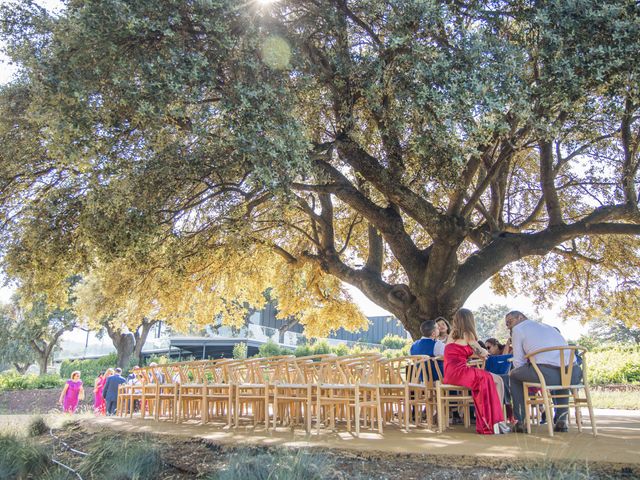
[
  {"left": 13, "top": 363, "right": 31, "bottom": 374},
  {"left": 31, "top": 342, "right": 51, "bottom": 376},
  {"left": 133, "top": 319, "right": 158, "bottom": 366},
  {"left": 36, "top": 353, "right": 48, "bottom": 376},
  {"left": 385, "top": 284, "right": 462, "bottom": 340},
  {"left": 114, "top": 334, "right": 134, "bottom": 369},
  {"left": 277, "top": 318, "right": 299, "bottom": 344},
  {"left": 105, "top": 324, "right": 135, "bottom": 369}
]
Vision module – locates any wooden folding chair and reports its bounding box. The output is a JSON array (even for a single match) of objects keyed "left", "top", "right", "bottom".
[
  {"left": 230, "top": 357, "right": 271, "bottom": 428},
  {"left": 177, "top": 360, "right": 207, "bottom": 423},
  {"left": 271, "top": 354, "right": 336, "bottom": 432},
  {"left": 378, "top": 355, "right": 442, "bottom": 430},
  {"left": 153, "top": 364, "right": 179, "bottom": 421},
  {"left": 523, "top": 346, "right": 597, "bottom": 437},
  {"left": 316, "top": 355, "right": 383, "bottom": 436},
  {"left": 435, "top": 356, "right": 484, "bottom": 432},
  {"left": 202, "top": 359, "right": 236, "bottom": 427},
  {"left": 139, "top": 367, "right": 158, "bottom": 420}
]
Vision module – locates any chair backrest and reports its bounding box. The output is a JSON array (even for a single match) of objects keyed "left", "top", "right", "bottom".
[
  {"left": 467, "top": 357, "right": 486, "bottom": 369},
  {"left": 205, "top": 359, "right": 237, "bottom": 384},
  {"left": 338, "top": 356, "right": 379, "bottom": 384},
  {"left": 376, "top": 355, "right": 436, "bottom": 385},
  {"left": 485, "top": 354, "right": 513, "bottom": 375},
  {"left": 525, "top": 346, "right": 587, "bottom": 388}
]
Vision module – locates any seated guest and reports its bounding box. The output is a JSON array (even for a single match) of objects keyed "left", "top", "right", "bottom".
[
  {"left": 411, "top": 320, "right": 446, "bottom": 357},
  {"left": 127, "top": 366, "right": 140, "bottom": 384},
  {"left": 506, "top": 311, "right": 582, "bottom": 433},
  {"left": 485, "top": 338, "right": 508, "bottom": 356},
  {"left": 443, "top": 309, "right": 509, "bottom": 434},
  {"left": 411, "top": 320, "right": 445, "bottom": 380},
  {"left": 435, "top": 317, "right": 451, "bottom": 342}
]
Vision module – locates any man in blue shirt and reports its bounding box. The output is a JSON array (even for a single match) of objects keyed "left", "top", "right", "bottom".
[
  {"left": 410, "top": 320, "right": 446, "bottom": 358},
  {"left": 410, "top": 320, "right": 446, "bottom": 381},
  {"left": 102, "top": 367, "right": 127, "bottom": 416}
]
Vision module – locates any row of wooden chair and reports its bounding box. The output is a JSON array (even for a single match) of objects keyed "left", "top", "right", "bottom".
[
  {"left": 116, "top": 346, "right": 597, "bottom": 437},
  {"left": 116, "top": 353, "right": 447, "bottom": 435}
]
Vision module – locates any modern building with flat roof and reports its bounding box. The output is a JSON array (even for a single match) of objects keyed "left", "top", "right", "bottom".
[{"left": 56, "top": 301, "right": 409, "bottom": 361}]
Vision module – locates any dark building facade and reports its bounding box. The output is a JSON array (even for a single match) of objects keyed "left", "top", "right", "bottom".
[
  {"left": 251, "top": 302, "right": 409, "bottom": 344},
  {"left": 169, "top": 302, "right": 409, "bottom": 360}
]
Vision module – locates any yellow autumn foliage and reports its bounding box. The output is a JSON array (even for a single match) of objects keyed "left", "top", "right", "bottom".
[{"left": 72, "top": 241, "right": 368, "bottom": 338}]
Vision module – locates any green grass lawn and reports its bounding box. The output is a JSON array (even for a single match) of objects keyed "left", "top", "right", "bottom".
[{"left": 590, "top": 390, "right": 640, "bottom": 410}]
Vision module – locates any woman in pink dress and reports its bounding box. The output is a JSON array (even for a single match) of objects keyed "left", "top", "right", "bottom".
[
  {"left": 93, "top": 369, "right": 111, "bottom": 414},
  {"left": 59, "top": 371, "right": 84, "bottom": 413},
  {"left": 443, "top": 309, "right": 509, "bottom": 434}
]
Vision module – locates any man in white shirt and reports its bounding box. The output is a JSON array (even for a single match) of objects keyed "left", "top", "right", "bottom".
[{"left": 506, "top": 311, "right": 582, "bottom": 433}]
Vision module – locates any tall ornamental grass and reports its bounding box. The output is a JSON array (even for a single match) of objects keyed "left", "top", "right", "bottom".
[
  {"left": 78, "top": 433, "right": 162, "bottom": 480},
  {"left": 210, "top": 448, "right": 336, "bottom": 480}
]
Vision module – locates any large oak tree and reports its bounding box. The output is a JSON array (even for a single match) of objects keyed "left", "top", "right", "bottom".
[{"left": 1, "top": 0, "right": 639, "bottom": 338}]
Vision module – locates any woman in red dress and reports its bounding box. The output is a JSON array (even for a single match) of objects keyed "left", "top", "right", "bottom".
[{"left": 443, "top": 309, "right": 509, "bottom": 434}]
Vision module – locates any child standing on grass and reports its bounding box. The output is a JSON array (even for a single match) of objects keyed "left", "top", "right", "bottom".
[{"left": 59, "top": 370, "right": 84, "bottom": 413}]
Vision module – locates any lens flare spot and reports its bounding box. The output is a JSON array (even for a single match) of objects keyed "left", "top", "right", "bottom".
[{"left": 261, "top": 36, "right": 291, "bottom": 70}]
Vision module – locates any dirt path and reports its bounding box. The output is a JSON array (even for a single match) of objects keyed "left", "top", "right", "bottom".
[
  {"left": 2, "top": 412, "right": 638, "bottom": 478},
  {"left": 83, "top": 408, "right": 640, "bottom": 477}
]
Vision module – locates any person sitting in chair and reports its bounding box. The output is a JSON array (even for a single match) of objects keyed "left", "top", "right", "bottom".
[
  {"left": 411, "top": 320, "right": 446, "bottom": 359},
  {"left": 506, "top": 311, "right": 582, "bottom": 433}
]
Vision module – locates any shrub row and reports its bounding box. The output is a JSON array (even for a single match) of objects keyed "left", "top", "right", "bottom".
[
  {"left": 256, "top": 339, "right": 410, "bottom": 359},
  {"left": 59, "top": 353, "right": 128, "bottom": 382},
  {"left": 0, "top": 372, "right": 64, "bottom": 392},
  {"left": 587, "top": 344, "right": 640, "bottom": 385}
]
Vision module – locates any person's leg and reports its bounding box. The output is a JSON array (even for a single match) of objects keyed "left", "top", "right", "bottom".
[
  {"left": 500, "top": 374, "right": 511, "bottom": 405},
  {"left": 509, "top": 365, "right": 541, "bottom": 423},
  {"left": 490, "top": 373, "right": 504, "bottom": 406}
]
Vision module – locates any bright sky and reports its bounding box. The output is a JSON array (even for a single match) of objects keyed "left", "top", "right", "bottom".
[{"left": 0, "top": 0, "right": 589, "bottom": 341}]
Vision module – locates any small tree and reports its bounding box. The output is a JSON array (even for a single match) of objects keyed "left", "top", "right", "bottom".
[
  {"left": 232, "top": 342, "right": 248, "bottom": 360},
  {"left": 380, "top": 334, "right": 410, "bottom": 350},
  {"left": 0, "top": 302, "right": 35, "bottom": 374},
  {"left": 586, "top": 318, "right": 640, "bottom": 345},
  {"left": 74, "top": 273, "right": 159, "bottom": 368},
  {"left": 24, "top": 301, "right": 76, "bottom": 375},
  {"left": 258, "top": 340, "right": 285, "bottom": 358},
  {"left": 473, "top": 304, "right": 512, "bottom": 342}
]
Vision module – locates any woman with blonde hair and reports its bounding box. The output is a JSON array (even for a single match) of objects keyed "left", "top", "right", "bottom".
[
  {"left": 93, "top": 368, "right": 114, "bottom": 415},
  {"left": 443, "top": 309, "right": 509, "bottom": 434}
]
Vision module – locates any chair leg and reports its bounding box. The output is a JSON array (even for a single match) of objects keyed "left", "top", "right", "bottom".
[
  {"left": 523, "top": 385, "right": 532, "bottom": 434},
  {"left": 316, "top": 387, "right": 322, "bottom": 435},
  {"left": 355, "top": 386, "right": 361, "bottom": 437},
  {"left": 436, "top": 387, "right": 444, "bottom": 433},
  {"left": 541, "top": 389, "right": 554, "bottom": 437},
  {"left": 306, "top": 387, "right": 312, "bottom": 434},
  {"left": 201, "top": 394, "right": 208, "bottom": 425},
  {"left": 463, "top": 398, "right": 471, "bottom": 429},
  {"left": 376, "top": 388, "right": 384, "bottom": 434},
  {"left": 584, "top": 385, "right": 597, "bottom": 437},
  {"left": 572, "top": 389, "right": 583, "bottom": 433},
  {"left": 272, "top": 390, "right": 278, "bottom": 430},
  {"left": 235, "top": 391, "right": 240, "bottom": 428}
]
